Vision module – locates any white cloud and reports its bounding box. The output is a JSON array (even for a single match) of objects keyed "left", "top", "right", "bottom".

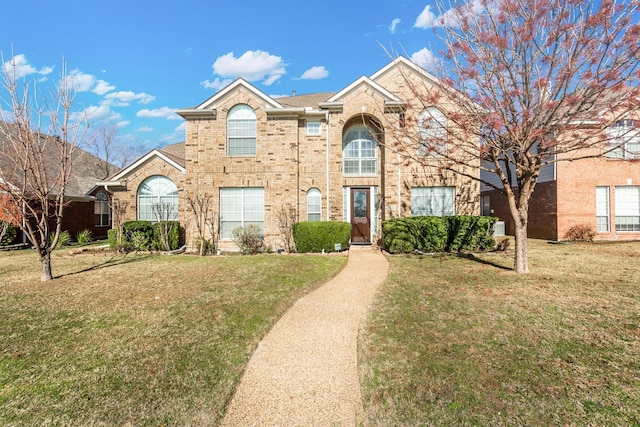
[
  {"left": 415, "top": 0, "right": 492, "bottom": 28},
  {"left": 212, "top": 50, "right": 286, "bottom": 86},
  {"left": 299, "top": 66, "right": 329, "bottom": 80},
  {"left": 70, "top": 104, "right": 122, "bottom": 122},
  {"left": 201, "top": 78, "right": 234, "bottom": 90},
  {"left": 411, "top": 48, "right": 439, "bottom": 72},
  {"left": 137, "top": 107, "right": 181, "bottom": 120},
  {"left": 103, "top": 91, "right": 155, "bottom": 107},
  {"left": 2, "top": 54, "right": 53, "bottom": 79},
  {"left": 389, "top": 18, "right": 401, "bottom": 34},
  {"left": 93, "top": 80, "right": 115, "bottom": 95},
  {"left": 136, "top": 126, "right": 154, "bottom": 132},
  {"left": 174, "top": 122, "right": 186, "bottom": 134},
  {"left": 65, "top": 69, "right": 96, "bottom": 92}
]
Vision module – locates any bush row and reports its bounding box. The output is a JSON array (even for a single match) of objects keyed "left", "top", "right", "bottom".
[
  {"left": 382, "top": 215, "right": 498, "bottom": 254},
  {"left": 108, "top": 220, "right": 182, "bottom": 251},
  {"left": 293, "top": 221, "right": 351, "bottom": 253}
]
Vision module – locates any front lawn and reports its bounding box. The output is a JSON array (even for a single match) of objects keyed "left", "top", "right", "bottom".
[
  {"left": 0, "top": 249, "right": 346, "bottom": 426},
  {"left": 360, "top": 239, "right": 640, "bottom": 426}
]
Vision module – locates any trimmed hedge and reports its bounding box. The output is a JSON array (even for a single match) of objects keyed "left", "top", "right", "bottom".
[
  {"left": 293, "top": 221, "right": 351, "bottom": 253},
  {"left": 1, "top": 221, "right": 17, "bottom": 246},
  {"left": 108, "top": 221, "right": 182, "bottom": 251},
  {"left": 382, "top": 215, "right": 497, "bottom": 254}
]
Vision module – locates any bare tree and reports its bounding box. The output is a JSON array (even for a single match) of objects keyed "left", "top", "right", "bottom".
[
  {"left": 276, "top": 204, "right": 297, "bottom": 252},
  {"left": 187, "top": 193, "right": 214, "bottom": 256},
  {"left": 386, "top": 0, "right": 640, "bottom": 272},
  {"left": 152, "top": 201, "right": 178, "bottom": 251},
  {"left": 0, "top": 56, "right": 90, "bottom": 281},
  {"left": 89, "top": 121, "right": 144, "bottom": 172},
  {"left": 111, "top": 199, "right": 128, "bottom": 248}
]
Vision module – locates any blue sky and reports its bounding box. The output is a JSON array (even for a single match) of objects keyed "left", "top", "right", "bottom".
[{"left": 1, "top": 0, "right": 448, "bottom": 152}]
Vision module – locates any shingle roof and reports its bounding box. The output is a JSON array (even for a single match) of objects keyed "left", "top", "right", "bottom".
[
  {"left": 275, "top": 92, "right": 336, "bottom": 109},
  {"left": 157, "top": 142, "right": 186, "bottom": 168},
  {"left": 0, "top": 122, "right": 118, "bottom": 198}
]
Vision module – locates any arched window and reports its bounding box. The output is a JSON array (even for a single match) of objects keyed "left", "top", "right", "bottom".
[
  {"left": 137, "top": 175, "right": 179, "bottom": 222},
  {"left": 343, "top": 124, "right": 377, "bottom": 175},
  {"left": 307, "top": 188, "right": 321, "bottom": 221},
  {"left": 227, "top": 104, "right": 257, "bottom": 156},
  {"left": 94, "top": 191, "right": 110, "bottom": 227},
  {"left": 418, "top": 107, "right": 447, "bottom": 156}
]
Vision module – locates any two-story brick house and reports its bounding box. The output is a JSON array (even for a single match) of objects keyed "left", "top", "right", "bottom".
[
  {"left": 102, "top": 57, "right": 480, "bottom": 251},
  {"left": 481, "top": 116, "right": 640, "bottom": 241}
]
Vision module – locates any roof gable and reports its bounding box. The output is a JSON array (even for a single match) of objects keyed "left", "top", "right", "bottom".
[
  {"left": 370, "top": 56, "right": 441, "bottom": 88},
  {"left": 326, "top": 76, "right": 402, "bottom": 103},
  {"left": 109, "top": 148, "right": 186, "bottom": 182},
  {"left": 194, "top": 78, "right": 283, "bottom": 110}
]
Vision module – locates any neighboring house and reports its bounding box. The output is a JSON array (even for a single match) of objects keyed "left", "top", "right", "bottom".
[
  {"left": 101, "top": 57, "right": 480, "bottom": 251},
  {"left": 481, "top": 116, "right": 640, "bottom": 241},
  {"left": 0, "top": 124, "right": 118, "bottom": 244}
]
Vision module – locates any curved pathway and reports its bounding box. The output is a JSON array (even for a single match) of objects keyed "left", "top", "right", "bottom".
[{"left": 221, "top": 245, "right": 389, "bottom": 426}]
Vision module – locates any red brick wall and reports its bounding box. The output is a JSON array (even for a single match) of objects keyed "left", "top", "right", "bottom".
[{"left": 482, "top": 181, "right": 558, "bottom": 240}]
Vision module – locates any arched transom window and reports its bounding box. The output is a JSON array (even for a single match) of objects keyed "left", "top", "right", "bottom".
[
  {"left": 343, "top": 124, "right": 377, "bottom": 175},
  {"left": 227, "top": 104, "right": 257, "bottom": 156},
  {"left": 137, "top": 175, "right": 179, "bottom": 222}
]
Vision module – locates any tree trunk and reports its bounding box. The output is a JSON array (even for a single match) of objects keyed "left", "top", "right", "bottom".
[
  {"left": 513, "top": 222, "right": 529, "bottom": 273},
  {"left": 40, "top": 251, "right": 53, "bottom": 281}
]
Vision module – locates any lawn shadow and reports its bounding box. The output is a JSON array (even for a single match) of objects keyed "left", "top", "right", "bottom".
[
  {"left": 56, "top": 254, "right": 154, "bottom": 279},
  {"left": 456, "top": 252, "right": 513, "bottom": 271}
]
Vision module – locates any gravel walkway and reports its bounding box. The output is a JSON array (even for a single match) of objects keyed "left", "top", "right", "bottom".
[{"left": 221, "top": 245, "right": 389, "bottom": 426}]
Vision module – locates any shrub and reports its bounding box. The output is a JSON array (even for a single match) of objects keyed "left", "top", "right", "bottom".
[
  {"left": 382, "top": 216, "right": 497, "bottom": 254},
  {"left": 565, "top": 224, "right": 596, "bottom": 242},
  {"left": 0, "top": 220, "right": 17, "bottom": 246},
  {"left": 293, "top": 221, "right": 351, "bottom": 253},
  {"left": 232, "top": 224, "right": 264, "bottom": 255},
  {"left": 446, "top": 216, "right": 497, "bottom": 252},
  {"left": 76, "top": 229, "right": 93, "bottom": 245},
  {"left": 107, "top": 229, "right": 118, "bottom": 249},
  {"left": 121, "top": 221, "right": 155, "bottom": 251},
  {"left": 383, "top": 217, "right": 448, "bottom": 254},
  {"left": 51, "top": 230, "right": 72, "bottom": 248},
  {"left": 153, "top": 221, "right": 181, "bottom": 251}
]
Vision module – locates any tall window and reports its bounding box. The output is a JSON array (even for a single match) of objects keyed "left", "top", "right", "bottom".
[
  {"left": 94, "top": 191, "right": 110, "bottom": 227},
  {"left": 307, "top": 188, "right": 321, "bottom": 221},
  {"left": 137, "top": 175, "right": 179, "bottom": 222},
  {"left": 220, "top": 188, "right": 264, "bottom": 238},
  {"left": 596, "top": 186, "right": 609, "bottom": 232},
  {"left": 227, "top": 104, "right": 257, "bottom": 156},
  {"left": 606, "top": 120, "right": 640, "bottom": 159},
  {"left": 343, "top": 125, "right": 377, "bottom": 175},
  {"left": 615, "top": 186, "right": 640, "bottom": 231},
  {"left": 418, "top": 107, "right": 447, "bottom": 156},
  {"left": 411, "top": 187, "right": 455, "bottom": 216}
]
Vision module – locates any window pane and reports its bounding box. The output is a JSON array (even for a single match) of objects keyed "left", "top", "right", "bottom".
[
  {"left": 596, "top": 187, "right": 609, "bottom": 232},
  {"left": 137, "top": 176, "right": 178, "bottom": 222},
  {"left": 343, "top": 125, "right": 377, "bottom": 175},
  {"left": 411, "top": 187, "right": 455, "bottom": 216},
  {"left": 307, "top": 188, "right": 321, "bottom": 221},
  {"left": 228, "top": 105, "right": 256, "bottom": 156},
  {"left": 220, "top": 188, "right": 264, "bottom": 239},
  {"left": 615, "top": 186, "right": 640, "bottom": 231}
]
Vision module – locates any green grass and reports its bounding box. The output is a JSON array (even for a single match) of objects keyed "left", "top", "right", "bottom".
[
  {"left": 0, "top": 249, "right": 347, "bottom": 426},
  {"left": 360, "top": 239, "right": 640, "bottom": 426}
]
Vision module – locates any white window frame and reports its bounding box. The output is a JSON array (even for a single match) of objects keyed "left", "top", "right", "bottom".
[
  {"left": 306, "top": 121, "right": 321, "bottom": 136},
  {"left": 596, "top": 186, "right": 609, "bottom": 232},
  {"left": 614, "top": 186, "right": 640, "bottom": 232},
  {"left": 220, "top": 187, "right": 264, "bottom": 239},
  {"left": 137, "top": 175, "right": 179, "bottom": 222},
  {"left": 94, "top": 191, "right": 110, "bottom": 227},
  {"left": 411, "top": 187, "right": 456, "bottom": 216},
  {"left": 606, "top": 120, "right": 640, "bottom": 159},
  {"left": 306, "top": 188, "right": 322, "bottom": 221},
  {"left": 418, "top": 107, "right": 447, "bottom": 157},
  {"left": 227, "top": 104, "right": 257, "bottom": 156},
  {"left": 342, "top": 125, "right": 377, "bottom": 176}
]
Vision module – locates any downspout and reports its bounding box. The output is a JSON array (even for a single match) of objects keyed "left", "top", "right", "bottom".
[
  {"left": 397, "top": 153, "right": 402, "bottom": 217},
  {"left": 325, "top": 110, "right": 330, "bottom": 220}
]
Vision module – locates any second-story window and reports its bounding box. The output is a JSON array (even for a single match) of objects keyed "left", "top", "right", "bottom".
[
  {"left": 606, "top": 119, "right": 639, "bottom": 159},
  {"left": 343, "top": 125, "right": 377, "bottom": 175},
  {"left": 227, "top": 104, "right": 257, "bottom": 156}
]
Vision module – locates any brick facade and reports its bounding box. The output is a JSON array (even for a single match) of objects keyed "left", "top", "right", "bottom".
[{"left": 107, "top": 57, "right": 480, "bottom": 251}]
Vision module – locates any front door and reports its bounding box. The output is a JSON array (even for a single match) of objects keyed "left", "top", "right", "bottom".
[{"left": 351, "top": 188, "right": 370, "bottom": 243}]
